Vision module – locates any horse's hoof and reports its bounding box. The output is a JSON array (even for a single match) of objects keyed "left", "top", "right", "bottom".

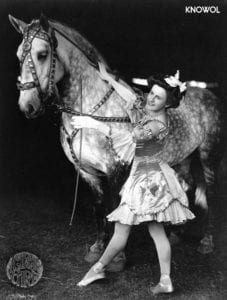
[
  {"left": 84, "top": 251, "right": 101, "bottom": 263},
  {"left": 197, "top": 234, "right": 214, "bottom": 254},
  {"left": 84, "top": 243, "right": 103, "bottom": 263},
  {"left": 106, "top": 260, "right": 126, "bottom": 272},
  {"left": 106, "top": 251, "right": 126, "bottom": 272},
  {"left": 168, "top": 232, "right": 181, "bottom": 246}
]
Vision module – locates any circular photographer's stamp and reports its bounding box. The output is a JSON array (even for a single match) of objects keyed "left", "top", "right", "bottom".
[{"left": 6, "top": 252, "right": 43, "bottom": 288}]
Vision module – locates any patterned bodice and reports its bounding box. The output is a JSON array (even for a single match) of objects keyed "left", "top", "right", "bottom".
[{"left": 134, "top": 116, "right": 169, "bottom": 157}]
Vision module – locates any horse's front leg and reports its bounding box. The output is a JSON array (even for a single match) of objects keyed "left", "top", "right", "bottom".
[
  {"left": 102, "top": 164, "right": 131, "bottom": 272},
  {"left": 80, "top": 171, "right": 109, "bottom": 263},
  {"left": 81, "top": 164, "right": 130, "bottom": 271}
]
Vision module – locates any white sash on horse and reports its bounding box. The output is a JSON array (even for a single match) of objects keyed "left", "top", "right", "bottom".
[{"left": 98, "top": 62, "right": 136, "bottom": 109}]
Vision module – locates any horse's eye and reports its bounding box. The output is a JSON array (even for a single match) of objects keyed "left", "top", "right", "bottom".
[{"left": 37, "top": 51, "right": 48, "bottom": 61}]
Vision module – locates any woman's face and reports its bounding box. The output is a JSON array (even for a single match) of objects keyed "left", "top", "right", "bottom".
[{"left": 146, "top": 84, "right": 167, "bottom": 113}]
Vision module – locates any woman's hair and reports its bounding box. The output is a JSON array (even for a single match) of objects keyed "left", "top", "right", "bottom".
[{"left": 147, "top": 74, "right": 185, "bottom": 108}]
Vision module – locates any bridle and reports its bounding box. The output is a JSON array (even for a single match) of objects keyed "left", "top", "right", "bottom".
[
  {"left": 17, "top": 22, "right": 58, "bottom": 102},
  {"left": 17, "top": 21, "right": 131, "bottom": 124}
]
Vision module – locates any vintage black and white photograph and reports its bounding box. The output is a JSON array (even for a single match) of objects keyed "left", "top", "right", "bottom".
[{"left": 0, "top": 0, "right": 226, "bottom": 299}]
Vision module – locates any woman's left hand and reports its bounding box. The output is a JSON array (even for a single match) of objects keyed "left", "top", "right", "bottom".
[{"left": 71, "top": 116, "right": 97, "bottom": 129}]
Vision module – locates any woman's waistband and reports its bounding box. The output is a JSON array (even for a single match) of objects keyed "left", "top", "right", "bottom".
[{"left": 134, "top": 155, "right": 162, "bottom": 164}]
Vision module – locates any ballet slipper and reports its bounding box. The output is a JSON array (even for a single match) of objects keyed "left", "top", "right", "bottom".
[
  {"left": 77, "top": 262, "right": 106, "bottom": 287},
  {"left": 149, "top": 281, "right": 174, "bottom": 295}
]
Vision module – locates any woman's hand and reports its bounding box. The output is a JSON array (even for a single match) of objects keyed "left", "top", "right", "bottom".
[
  {"left": 98, "top": 61, "right": 136, "bottom": 104},
  {"left": 98, "top": 62, "right": 112, "bottom": 82},
  {"left": 71, "top": 116, "right": 99, "bottom": 130},
  {"left": 71, "top": 116, "right": 110, "bottom": 136}
]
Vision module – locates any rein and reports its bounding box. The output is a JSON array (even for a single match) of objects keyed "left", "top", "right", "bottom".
[
  {"left": 69, "top": 78, "right": 83, "bottom": 226},
  {"left": 56, "top": 91, "right": 131, "bottom": 123}
]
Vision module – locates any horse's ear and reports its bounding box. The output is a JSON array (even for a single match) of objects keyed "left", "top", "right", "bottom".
[
  {"left": 39, "top": 14, "right": 49, "bottom": 32},
  {"left": 8, "top": 15, "right": 27, "bottom": 34}
]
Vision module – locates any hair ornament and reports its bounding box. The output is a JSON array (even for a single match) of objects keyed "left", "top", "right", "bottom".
[{"left": 164, "top": 70, "right": 187, "bottom": 93}]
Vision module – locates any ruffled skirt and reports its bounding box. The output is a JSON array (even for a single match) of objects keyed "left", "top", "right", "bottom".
[
  {"left": 107, "top": 199, "right": 195, "bottom": 225},
  {"left": 107, "top": 157, "right": 195, "bottom": 225}
]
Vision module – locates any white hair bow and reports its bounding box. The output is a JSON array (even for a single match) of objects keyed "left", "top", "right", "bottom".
[{"left": 164, "top": 70, "right": 187, "bottom": 93}]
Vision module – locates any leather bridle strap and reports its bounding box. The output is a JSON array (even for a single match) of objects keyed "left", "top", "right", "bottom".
[{"left": 17, "top": 26, "right": 58, "bottom": 101}]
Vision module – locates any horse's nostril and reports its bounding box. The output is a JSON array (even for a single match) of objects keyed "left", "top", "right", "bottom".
[{"left": 27, "top": 104, "right": 34, "bottom": 114}]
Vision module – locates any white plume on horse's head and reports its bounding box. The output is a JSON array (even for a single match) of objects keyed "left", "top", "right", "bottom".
[{"left": 8, "top": 15, "right": 27, "bottom": 34}]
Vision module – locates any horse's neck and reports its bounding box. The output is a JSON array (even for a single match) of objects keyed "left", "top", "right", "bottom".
[
  {"left": 62, "top": 51, "right": 109, "bottom": 113},
  {"left": 51, "top": 20, "right": 107, "bottom": 68},
  {"left": 54, "top": 24, "right": 129, "bottom": 118}
]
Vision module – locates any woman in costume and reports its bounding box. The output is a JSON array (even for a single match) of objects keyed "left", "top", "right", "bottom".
[{"left": 71, "top": 64, "right": 195, "bottom": 295}]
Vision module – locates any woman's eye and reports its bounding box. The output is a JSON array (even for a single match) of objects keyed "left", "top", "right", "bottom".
[{"left": 37, "top": 52, "right": 48, "bottom": 60}]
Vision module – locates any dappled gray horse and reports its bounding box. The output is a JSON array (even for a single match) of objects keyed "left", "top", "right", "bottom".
[{"left": 9, "top": 15, "right": 221, "bottom": 264}]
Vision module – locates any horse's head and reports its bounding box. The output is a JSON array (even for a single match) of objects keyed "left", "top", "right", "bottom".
[{"left": 9, "top": 14, "right": 64, "bottom": 118}]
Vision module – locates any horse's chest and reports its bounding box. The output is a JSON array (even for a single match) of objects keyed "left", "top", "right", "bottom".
[
  {"left": 60, "top": 125, "right": 112, "bottom": 173},
  {"left": 60, "top": 127, "right": 76, "bottom": 165}
]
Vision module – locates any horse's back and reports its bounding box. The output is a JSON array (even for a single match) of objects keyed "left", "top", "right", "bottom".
[
  {"left": 184, "top": 87, "right": 221, "bottom": 135},
  {"left": 161, "top": 87, "right": 221, "bottom": 165}
]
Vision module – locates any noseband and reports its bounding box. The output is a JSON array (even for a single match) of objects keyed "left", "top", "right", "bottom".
[{"left": 17, "top": 22, "right": 58, "bottom": 102}]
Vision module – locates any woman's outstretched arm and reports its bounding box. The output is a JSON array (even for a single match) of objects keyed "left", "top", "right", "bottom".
[
  {"left": 98, "top": 61, "right": 137, "bottom": 107},
  {"left": 71, "top": 116, "right": 112, "bottom": 136}
]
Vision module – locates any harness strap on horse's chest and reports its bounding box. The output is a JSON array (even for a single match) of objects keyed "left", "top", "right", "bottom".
[
  {"left": 57, "top": 87, "right": 131, "bottom": 123},
  {"left": 61, "top": 124, "right": 105, "bottom": 176},
  {"left": 60, "top": 85, "right": 130, "bottom": 174},
  {"left": 60, "top": 108, "right": 131, "bottom": 123},
  {"left": 88, "top": 87, "right": 114, "bottom": 115},
  {"left": 61, "top": 87, "right": 117, "bottom": 176}
]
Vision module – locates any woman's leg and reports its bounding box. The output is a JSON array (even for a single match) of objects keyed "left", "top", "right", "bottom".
[
  {"left": 148, "top": 222, "right": 173, "bottom": 294},
  {"left": 77, "top": 222, "right": 131, "bottom": 286}
]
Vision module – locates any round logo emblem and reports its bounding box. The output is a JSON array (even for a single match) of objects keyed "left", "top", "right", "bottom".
[{"left": 6, "top": 252, "right": 43, "bottom": 288}]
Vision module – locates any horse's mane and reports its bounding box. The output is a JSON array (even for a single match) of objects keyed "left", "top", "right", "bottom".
[
  {"left": 47, "top": 19, "right": 136, "bottom": 96},
  {"left": 49, "top": 19, "right": 108, "bottom": 68}
]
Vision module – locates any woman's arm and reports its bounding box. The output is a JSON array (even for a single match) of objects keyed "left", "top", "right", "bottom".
[
  {"left": 70, "top": 116, "right": 129, "bottom": 138},
  {"left": 98, "top": 62, "right": 137, "bottom": 107},
  {"left": 132, "top": 120, "right": 162, "bottom": 141},
  {"left": 71, "top": 116, "right": 111, "bottom": 136},
  {"left": 71, "top": 115, "right": 136, "bottom": 163}
]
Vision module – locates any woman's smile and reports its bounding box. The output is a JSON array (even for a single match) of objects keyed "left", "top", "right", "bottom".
[{"left": 146, "top": 84, "right": 167, "bottom": 112}]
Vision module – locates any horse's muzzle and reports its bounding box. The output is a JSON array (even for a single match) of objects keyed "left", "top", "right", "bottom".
[{"left": 24, "top": 104, "right": 45, "bottom": 119}]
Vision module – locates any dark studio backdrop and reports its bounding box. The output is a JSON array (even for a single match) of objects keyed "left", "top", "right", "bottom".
[{"left": 0, "top": 0, "right": 226, "bottom": 211}]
